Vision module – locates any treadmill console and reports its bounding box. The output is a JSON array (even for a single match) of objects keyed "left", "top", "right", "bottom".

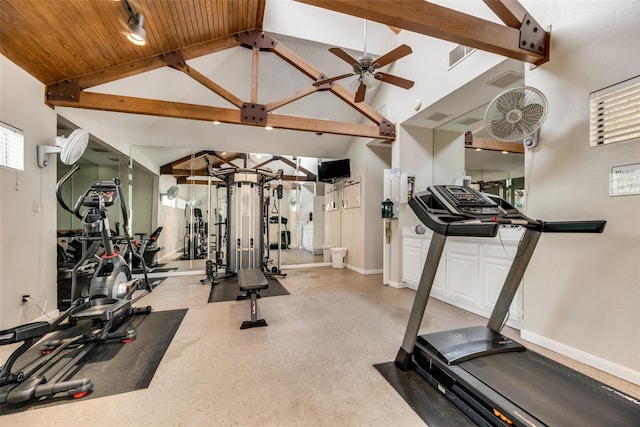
[
  {"left": 432, "top": 185, "right": 502, "bottom": 217},
  {"left": 409, "top": 185, "right": 528, "bottom": 237}
]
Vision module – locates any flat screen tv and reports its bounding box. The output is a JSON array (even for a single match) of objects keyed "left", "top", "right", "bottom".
[{"left": 318, "top": 158, "right": 350, "bottom": 182}]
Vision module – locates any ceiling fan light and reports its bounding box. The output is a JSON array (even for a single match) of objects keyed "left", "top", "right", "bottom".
[{"left": 127, "top": 13, "right": 146, "bottom": 46}]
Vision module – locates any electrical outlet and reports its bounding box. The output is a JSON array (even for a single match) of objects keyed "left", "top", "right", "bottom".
[{"left": 32, "top": 201, "right": 42, "bottom": 213}]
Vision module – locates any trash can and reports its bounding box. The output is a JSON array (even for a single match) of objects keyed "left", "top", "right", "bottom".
[
  {"left": 330, "top": 247, "right": 348, "bottom": 268},
  {"left": 322, "top": 245, "right": 336, "bottom": 263}
]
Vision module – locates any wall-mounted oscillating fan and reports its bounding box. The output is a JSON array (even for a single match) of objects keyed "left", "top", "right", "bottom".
[
  {"left": 37, "top": 128, "right": 89, "bottom": 167},
  {"left": 160, "top": 185, "right": 179, "bottom": 201},
  {"left": 484, "top": 86, "right": 548, "bottom": 148}
]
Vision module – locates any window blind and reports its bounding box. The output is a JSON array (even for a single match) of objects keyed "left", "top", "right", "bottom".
[{"left": 590, "top": 75, "right": 640, "bottom": 147}]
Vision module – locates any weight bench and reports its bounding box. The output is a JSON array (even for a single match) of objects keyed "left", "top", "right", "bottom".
[{"left": 237, "top": 268, "right": 268, "bottom": 329}]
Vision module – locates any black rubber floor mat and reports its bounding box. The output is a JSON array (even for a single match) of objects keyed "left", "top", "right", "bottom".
[
  {"left": 148, "top": 277, "right": 167, "bottom": 288},
  {"left": 150, "top": 267, "right": 178, "bottom": 273},
  {"left": 208, "top": 275, "right": 289, "bottom": 303},
  {"left": 374, "top": 362, "right": 477, "bottom": 427},
  {"left": 1, "top": 309, "right": 186, "bottom": 415}
]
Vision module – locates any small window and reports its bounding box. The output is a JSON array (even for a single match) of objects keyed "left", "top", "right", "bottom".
[
  {"left": 0, "top": 121, "right": 24, "bottom": 171},
  {"left": 590, "top": 75, "right": 640, "bottom": 147}
]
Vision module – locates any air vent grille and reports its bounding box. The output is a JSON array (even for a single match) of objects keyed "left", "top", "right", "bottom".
[
  {"left": 487, "top": 71, "right": 523, "bottom": 88},
  {"left": 456, "top": 117, "right": 482, "bottom": 126},
  {"left": 449, "top": 45, "right": 475, "bottom": 68},
  {"left": 425, "top": 112, "right": 450, "bottom": 122}
]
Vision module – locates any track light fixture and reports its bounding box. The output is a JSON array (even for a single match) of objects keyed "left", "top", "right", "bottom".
[{"left": 122, "top": 0, "right": 146, "bottom": 46}]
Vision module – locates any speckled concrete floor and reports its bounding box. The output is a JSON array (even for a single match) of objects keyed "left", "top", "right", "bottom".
[{"left": 2, "top": 267, "right": 639, "bottom": 426}]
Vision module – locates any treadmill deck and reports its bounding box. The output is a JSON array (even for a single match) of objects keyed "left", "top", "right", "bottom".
[{"left": 414, "top": 341, "right": 640, "bottom": 426}]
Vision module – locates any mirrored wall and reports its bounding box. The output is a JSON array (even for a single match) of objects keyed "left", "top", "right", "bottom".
[
  {"left": 130, "top": 146, "right": 331, "bottom": 273},
  {"left": 433, "top": 103, "right": 525, "bottom": 209}
]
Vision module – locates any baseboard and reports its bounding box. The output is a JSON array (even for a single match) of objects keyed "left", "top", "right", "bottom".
[
  {"left": 159, "top": 249, "right": 181, "bottom": 263},
  {"left": 387, "top": 280, "right": 405, "bottom": 289},
  {"left": 345, "top": 265, "right": 383, "bottom": 275},
  {"left": 521, "top": 329, "right": 640, "bottom": 387},
  {"left": 281, "top": 262, "right": 331, "bottom": 269}
]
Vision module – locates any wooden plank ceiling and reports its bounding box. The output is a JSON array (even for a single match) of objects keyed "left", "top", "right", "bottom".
[
  {"left": 0, "top": 0, "right": 265, "bottom": 85},
  {"left": 0, "top": 0, "right": 549, "bottom": 180}
]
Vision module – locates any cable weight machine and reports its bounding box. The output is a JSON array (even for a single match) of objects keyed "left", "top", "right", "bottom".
[{"left": 207, "top": 166, "right": 286, "bottom": 278}]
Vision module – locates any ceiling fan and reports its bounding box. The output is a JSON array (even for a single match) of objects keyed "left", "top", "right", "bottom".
[{"left": 314, "top": 21, "right": 414, "bottom": 103}]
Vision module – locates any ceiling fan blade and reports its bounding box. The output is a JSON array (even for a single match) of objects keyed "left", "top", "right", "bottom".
[
  {"left": 374, "top": 72, "right": 415, "bottom": 89},
  {"left": 374, "top": 44, "right": 412, "bottom": 68},
  {"left": 355, "top": 82, "right": 367, "bottom": 103},
  {"left": 329, "top": 47, "right": 359, "bottom": 65},
  {"left": 313, "top": 73, "right": 354, "bottom": 87}
]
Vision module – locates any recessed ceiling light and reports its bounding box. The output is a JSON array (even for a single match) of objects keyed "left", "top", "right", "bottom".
[
  {"left": 213, "top": 121, "right": 221, "bottom": 125},
  {"left": 265, "top": 126, "right": 273, "bottom": 131}
]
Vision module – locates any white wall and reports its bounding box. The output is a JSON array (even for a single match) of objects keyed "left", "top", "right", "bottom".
[
  {"left": 379, "top": 0, "right": 640, "bottom": 385},
  {"left": 520, "top": 0, "right": 640, "bottom": 383},
  {"left": 340, "top": 139, "right": 390, "bottom": 273},
  {"left": 1, "top": 55, "right": 58, "bottom": 328}
]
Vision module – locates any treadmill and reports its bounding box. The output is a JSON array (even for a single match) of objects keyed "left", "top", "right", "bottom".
[{"left": 394, "top": 185, "right": 640, "bottom": 427}]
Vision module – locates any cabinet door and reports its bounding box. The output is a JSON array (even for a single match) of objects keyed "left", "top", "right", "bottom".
[
  {"left": 446, "top": 242, "right": 479, "bottom": 304},
  {"left": 481, "top": 245, "right": 523, "bottom": 320},
  {"left": 421, "top": 239, "right": 446, "bottom": 295},
  {"left": 402, "top": 238, "right": 423, "bottom": 290}
]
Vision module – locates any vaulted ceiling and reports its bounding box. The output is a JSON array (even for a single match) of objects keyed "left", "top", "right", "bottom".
[{"left": 0, "top": 0, "right": 549, "bottom": 168}]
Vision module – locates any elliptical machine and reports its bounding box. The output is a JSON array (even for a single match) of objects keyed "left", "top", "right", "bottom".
[
  {"left": 55, "top": 164, "right": 151, "bottom": 332},
  {"left": 0, "top": 165, "right": 152, "bottom": 405}
]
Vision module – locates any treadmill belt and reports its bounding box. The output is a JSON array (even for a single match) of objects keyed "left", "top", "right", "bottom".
[
  {"left": 462, "top": 350, "right": 640, "bottom": 426},
  {"left": 374, "top": 362, "right": 477, "bottom": 426}
]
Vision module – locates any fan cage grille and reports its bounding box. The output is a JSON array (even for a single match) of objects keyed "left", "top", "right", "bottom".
[{"left": 484, "top": 87, "right": 548, "bottom": 142}]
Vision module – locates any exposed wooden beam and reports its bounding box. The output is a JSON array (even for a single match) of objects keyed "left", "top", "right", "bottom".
[
  {"left": 265, "top": 85, "right": 318, "bottom": 111},
  {"left": 271, "top": 40, "right": 386, "bottom": 125},
  {"left": 69, "top": 35, "right": 241, "bottom": 89},
  {"left": 168, "top": 169, "right": 210, "bottom": 176},
  {"left": 48, "top": 91, "right": 386, "bottom": 140},
  {"left": 251, "top": 47, "right": 259, "bottom": 103},
  {"left": 465, "top": 133, "right": 524, "bottom": 153},
  {"left": 281, "top": 174, "right": 316, "bottom": 182},
  {"left": 295, "top": 0, "right": 548, "bottom": 65},
  {"left": 171, "top": 61, "right": 244, "bottom": 108},
  {"left": 275, "top": 156, "right": 316, "bottom": 179},
  {"left": 483, "top": 0, "right": 528, "bottom": 28}
]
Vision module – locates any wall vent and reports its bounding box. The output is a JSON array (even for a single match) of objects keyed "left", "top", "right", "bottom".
[
  {"left": 449, "top": 45, "right": 475, "bottom": 68},
  {"left": 487, "top": 71, "right": 523, "bottom": 88},
  {"left": 425, "top": 112, "right": 450, "bottom": 122},
  {"left": 456, "top": 117, "right": 482, "bottom": 126}
]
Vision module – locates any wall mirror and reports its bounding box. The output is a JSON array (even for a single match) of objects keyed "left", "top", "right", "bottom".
[
  {"left": 131, "top": 146, "right": 331, "bottom": 273},
  {"left": 434, "top": 103, "right": 525, "bottom": 209},
  {"left": 428, "top": 60, "right": 526, "bottom": 210}
]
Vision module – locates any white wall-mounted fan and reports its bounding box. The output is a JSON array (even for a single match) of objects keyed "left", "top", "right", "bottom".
[
  {"left": 38, "top": 128, "right": 89, "bottom": 167},
  {"left": 160, "top": 185, "right": 180, "bottom": 201},
  {"left": 484, "top": 86, "right": 548, "bottom": 148},
  {"left": 187, "top": 197, "right": 202, "bottom": 208}
]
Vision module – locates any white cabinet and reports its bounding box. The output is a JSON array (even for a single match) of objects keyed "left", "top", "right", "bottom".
[
  {"left": 402, "top": 238, "right": 423, "bottom": 289},
  {"left": 480, "top": 244, "right": 523, "bottom": 321},
  {"left": 446, "top": 242, "right": 479, "bottom": 305},
  {"left": 420, "top": 239, "right": 447, "bottom": 294},
  {"left": 302, "top": 223, "right": 313, "bottom": 252},
  {"left": 402, "top": 229, "right": 524, "bottom": 327},
  {"left": 402, "top": 236, "right": 446, "bottom": 292}
]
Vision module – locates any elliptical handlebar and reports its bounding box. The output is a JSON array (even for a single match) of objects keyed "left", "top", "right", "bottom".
[{"left": 56, "top": 164, "right": 82, "bottom": 219}]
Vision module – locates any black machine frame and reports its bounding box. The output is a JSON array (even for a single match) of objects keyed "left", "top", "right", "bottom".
[
  {"left": 1, "top": 165, "right": 152, "bottom": 406},
  {"left": 394, "top": 185, "right": 639, "bottom": 426}
]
